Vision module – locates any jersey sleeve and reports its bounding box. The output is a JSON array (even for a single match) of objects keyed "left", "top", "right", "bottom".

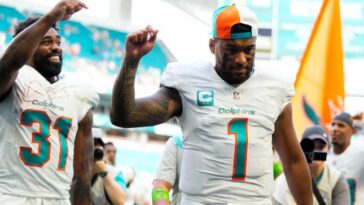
[
  {"left": 332, "top": 174, "right": 350, "bottom": 205},
  {"left": 11, "top": 66, "right": 35, "bottom": 101},
  {"left": 107, "top": 165, "right": 127, "bottom": 191},
  {"left": 279, "top": 80, "right": 295, "bottom": 114},
  {"left": 114, "top": 172, "right": 127, "bottom": 191},
  {"left": 160, "top": 63, "right": 179, "bottom": 90},
  {"left": 154, "top": 137, "right": 179, "bottom": 186},
  {"left": 13, "top": 75, "right": 26, "bottom": 99},
  {"left": 76, "top": 83, "right": 100, "bottom": 122}
]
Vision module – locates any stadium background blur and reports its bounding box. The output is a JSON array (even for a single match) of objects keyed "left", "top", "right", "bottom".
[{"left": 0, "top": 0, "right": 363, "bottom": 204}]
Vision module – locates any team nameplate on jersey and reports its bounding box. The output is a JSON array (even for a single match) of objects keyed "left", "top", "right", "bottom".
[{"left": 197, "top": 90, "right": 214, "bottom": 106}]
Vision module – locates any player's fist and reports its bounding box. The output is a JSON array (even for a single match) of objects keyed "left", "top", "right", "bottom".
[
  {"left": 49, "top": 0, "right": 88, "bottom": 21},
  {"left": 125, "top": 25, "right": 158, "bottom": 61}
]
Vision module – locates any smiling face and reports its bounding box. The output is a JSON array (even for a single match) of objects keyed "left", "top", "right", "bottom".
[
  {"left": 330, "top": 120, "right": 355, "bottom": 151},
  {"left": 30, "top": 28, "right": 63, "bottom": 81},
  {"left": 210, "top": 37, "right": 256, "bottom": 85}
]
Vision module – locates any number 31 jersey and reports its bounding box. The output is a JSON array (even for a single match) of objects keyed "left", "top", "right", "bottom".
[
  {"left": 160, "top": 61, "right": 294, "bottom": 204},
  {"left": 0, "top": 65, "right": 99, "bottom": 199}
]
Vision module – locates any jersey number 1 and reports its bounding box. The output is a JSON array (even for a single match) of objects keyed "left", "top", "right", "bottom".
[
  {"left": 19, "top": 110, "right": 72, "bottom": 171},
  {"left": 228, "top": 118, "right": 248, "bottom": 181}
]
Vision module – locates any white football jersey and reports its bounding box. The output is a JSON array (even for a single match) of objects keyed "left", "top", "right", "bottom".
[
  {"left": 160, "top": 61, "right": 294, "bottom": 204},
  {"left": 0, "top": 65, "right": 99, "bottom": 199},
  {"left": 155, "top": 136, "right": 183, "bottom": 205},
  {"left": 327, "top": 142, "right": 364, "bottom": 205}
]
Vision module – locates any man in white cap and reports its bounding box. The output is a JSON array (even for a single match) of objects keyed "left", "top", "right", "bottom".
[
  {"left": 327, "top": 112, "right": 364, "bottom": 205},
  {"left": 110, "top": 3, "right": 312, "bottom": 205}
]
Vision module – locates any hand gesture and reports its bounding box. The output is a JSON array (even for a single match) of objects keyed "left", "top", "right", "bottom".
[
  {"left": 49, "top": 0, "right": 88, "bottom": 21},
  {"left": 353, "top": 112, "right": 364, "bottom": 121},
  {"left": 125, "top": 25, "right": 158, "bottom": 61}
]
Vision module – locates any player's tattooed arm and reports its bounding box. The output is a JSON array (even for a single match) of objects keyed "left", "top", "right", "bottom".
[
  {"left": 70, "top": 110, "right": 93, "bottom": 205},
  {"left": 273, "top": 103, "right": 313, "bottom": 205},
  {"left": 110, "top": 26, "right": 182, "bottom": 127},
  {"left": 0, "top": 0, "right": 87, "bottom": 99},
  {"left": 110, "top": 60, "right": 182, "bottom": 127}
]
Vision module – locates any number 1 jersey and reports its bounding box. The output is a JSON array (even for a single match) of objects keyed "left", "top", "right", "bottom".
[
  {"left": 0, "top": 65, "right": 99, "bottom": 199},
  {"left": 160, "top": 61, "right": 294, "bottom": 204}
]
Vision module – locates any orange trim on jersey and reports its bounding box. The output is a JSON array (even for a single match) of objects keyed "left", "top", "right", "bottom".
[
  {"left": 19, "top": 109, "right": 52, "bottom": 168},
  {"left": 227, "top": 117, "right": 249, "bottom": 182},
  {"left": 54, "top": 116, "right": 73, "bottom": 172},
  {"left": 216, "top": 5, "right": 241, "bottom": 39}
]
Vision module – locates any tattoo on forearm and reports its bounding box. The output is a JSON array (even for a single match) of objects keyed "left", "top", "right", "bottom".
[
  {"left": 111, "top": 57, "right": 182, "bottom": 127},
  {"left": 131, "top": 94, "right": 171, "bottom": 123}
]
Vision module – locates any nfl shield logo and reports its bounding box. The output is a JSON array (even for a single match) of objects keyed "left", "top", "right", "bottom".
[{"left": 233, "top": 91, "right": 240, "bottom": 100}]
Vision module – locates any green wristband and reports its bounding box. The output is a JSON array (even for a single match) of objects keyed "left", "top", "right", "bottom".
[{"left": 152, "top": 188, "right": 170, "bottom": 203}]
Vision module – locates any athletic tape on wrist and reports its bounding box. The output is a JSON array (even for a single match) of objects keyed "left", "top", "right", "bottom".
[{"left": 152, "top": 188, "right": 170, "bottom": 203}]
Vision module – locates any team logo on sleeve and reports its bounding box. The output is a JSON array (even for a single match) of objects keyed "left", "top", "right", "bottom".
[{"left": 197, "top": 90, "right": 214, "bottom": 106}]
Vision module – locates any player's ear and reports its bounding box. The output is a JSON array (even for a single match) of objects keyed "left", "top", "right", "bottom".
[{"left": 209, "top": 38, "right": 216, "bottom": 54}]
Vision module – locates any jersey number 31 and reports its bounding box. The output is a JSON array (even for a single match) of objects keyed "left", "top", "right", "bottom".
[{"left": 19, "top": 110, "right": 72, "bottom": 171}]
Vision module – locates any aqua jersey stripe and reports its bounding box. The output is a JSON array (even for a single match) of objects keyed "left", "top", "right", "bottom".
[
  {"left": 346, "top": 179, "right": 356, "bottom": 205},
  {"left": 115, "top": 172, "right": 127, "bottom": 191},
  {"left": 172, "top": 135, "right": 183, "bottom": 149},
  {"left": 315, "top": 169, "right": 324, "bottom": 184}
]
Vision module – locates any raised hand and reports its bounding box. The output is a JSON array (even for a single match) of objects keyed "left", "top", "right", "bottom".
[
  {"left": 48, "top": 0, "right": 88, "bottom": 21},
  {"left": 353, "top": 112, "right": 364, "bottom": 121},
  {"left": 125, "top": 25, "right": 158, "bottom": 61}
]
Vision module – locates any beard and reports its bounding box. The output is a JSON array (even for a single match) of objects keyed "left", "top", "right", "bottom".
[
  {"left": 223, "top": 63, "right": 255, "bottom": 85},
  {"left": 216, "top": 54, "right": 255, "bottom": 85},
  {"left": 33, "top": 52, "right": 63, "bottom": 78}
]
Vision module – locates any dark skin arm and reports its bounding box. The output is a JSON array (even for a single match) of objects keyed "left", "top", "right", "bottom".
[
  {"left": 273, "top": 103, "right": 313, "bottom": 205},
  {"left": 110, "top": 25, "right": 182, "bottom": 128},
  {"left": 70, "top": 110, "right": 93, "bottom": 205},
  {"left": 0, "top": 0, "right": 87, "bottom": 99}
]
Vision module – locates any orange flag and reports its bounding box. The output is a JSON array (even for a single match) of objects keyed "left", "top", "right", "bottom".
[{"left": 292, "top": 0, "right": 345, "bottom": 137}]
